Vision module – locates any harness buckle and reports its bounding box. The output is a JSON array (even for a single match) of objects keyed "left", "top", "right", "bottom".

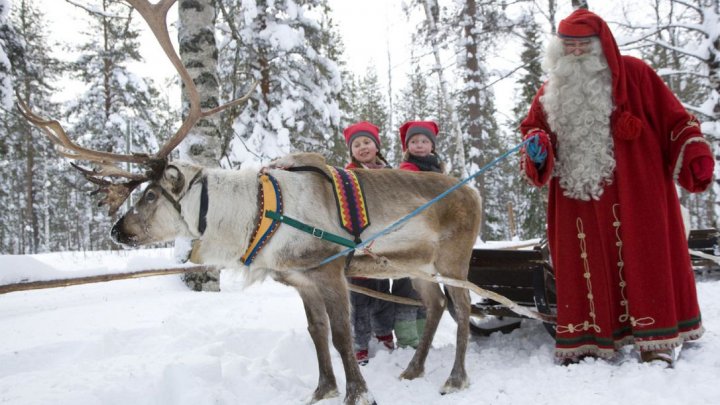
[{"left": 312, "top": 228, "right": 325, "bottom": 239}]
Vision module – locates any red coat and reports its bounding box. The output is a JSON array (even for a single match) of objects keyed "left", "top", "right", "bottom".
[
  {"left": 521, "top": 56, "right": 711, "bottom": 360},
  {"left": 399, "top": 161, "right": 420, "bottom": 172}
]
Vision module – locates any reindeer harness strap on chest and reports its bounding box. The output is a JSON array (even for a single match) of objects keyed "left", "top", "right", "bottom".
[{"left": 240, "top": 174, "right": 284, "bottom": 266}]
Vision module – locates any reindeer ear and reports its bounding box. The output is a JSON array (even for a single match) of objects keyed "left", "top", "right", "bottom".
[{"left": 164, "top": 165, "right": 185, "bottom": 194}]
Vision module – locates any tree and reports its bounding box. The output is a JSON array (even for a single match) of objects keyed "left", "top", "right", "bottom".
[
  {"left": 510, "top": 14, "right": 548, "bottom": 240},
  {"left": 0, "top": 0, "right": 17, "bottom": 109},
  {"left": 619, "top": 0, "right": 719, "bottom": 228},
  {"left": 215, "top": 0, "right": 343, "bottom": 166},
  {"left": 0, "top": 0, "right": 65, "bottom": 254},
  {"left": 396, "top": 60, "right": 442, "bottom": 163},
  {"left": 64, "top": 0, "right": 168, "bottom": 250},
  {"left": 178, "top": 0, "right": 222, "bottom": 166},
  {"left": 454, "top": 0, "right": 514, "bottom": 240},
  {"left": 416, "top": 0, "right": 467, "bottom": 176}
]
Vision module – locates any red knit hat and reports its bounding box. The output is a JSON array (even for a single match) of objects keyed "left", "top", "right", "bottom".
[
  {"left": 399, "top": 121, "right": 439, "bottom": 152},
  {"left": 557, "top": 9, "right": 642, "bottom": 140},
  {"left": 343, "top": 121, "right": 381, "bottom": 149}
]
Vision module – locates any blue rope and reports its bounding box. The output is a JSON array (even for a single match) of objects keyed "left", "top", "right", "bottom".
[{"left": 318, "top": 136, "right": 535, "bottom": 266}]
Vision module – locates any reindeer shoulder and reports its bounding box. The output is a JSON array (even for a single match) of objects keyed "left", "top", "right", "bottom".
[{"left": 268, "top": 152, "right": 328, "bottom": 171}]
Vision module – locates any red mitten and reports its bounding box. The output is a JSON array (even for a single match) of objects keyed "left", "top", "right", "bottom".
[
  {"left": 678, "top": 142, "right": 714, "bottom": 192},
  {"left": 690, "top": 156, "right": 714, "bottom": 182}
]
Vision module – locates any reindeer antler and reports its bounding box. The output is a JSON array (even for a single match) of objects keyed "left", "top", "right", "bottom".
[{"left": 17, "top": 0, "right": 256, "bottom": 216}]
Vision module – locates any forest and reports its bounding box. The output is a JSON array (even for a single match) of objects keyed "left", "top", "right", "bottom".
[{"left": 0, "top": 0, "right": 718, "bottom": 255}]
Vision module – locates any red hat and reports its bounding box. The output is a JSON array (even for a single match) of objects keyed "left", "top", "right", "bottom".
[
  {"left": 399, "top": 121, "right": 439, "bottom": 152},
  {"left": 343, "top": 121, "right": 381, "bottom": 149},
  {"left": 557, "top": 9, "right": 642, "bottom": 140}
]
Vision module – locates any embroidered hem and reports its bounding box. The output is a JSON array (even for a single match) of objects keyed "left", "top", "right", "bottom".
[{"left": 554, "top": 325, "right": 704, "bottom": 360}]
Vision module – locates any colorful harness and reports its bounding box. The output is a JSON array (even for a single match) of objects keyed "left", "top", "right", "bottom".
[
  {"left": 240, "top": 167, "right": 371, "bottom": 266},
  {"left": 240, "top": 174, "right": 283, "bottom": 265},
  {"left": 326, "top": 166, "right": 370, "bottom": 240}
]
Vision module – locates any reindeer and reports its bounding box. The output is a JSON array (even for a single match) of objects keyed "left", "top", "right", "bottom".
[{"left": 18, "top": 1, "right": 481, "bottom": 404}]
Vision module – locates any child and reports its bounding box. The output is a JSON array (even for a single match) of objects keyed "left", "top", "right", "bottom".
[
  {"left": 393, "top": 120, "right": 443, "bottom": 348},
  {"left": 343, "top": 121, "right": 395, "bottom": 365}
]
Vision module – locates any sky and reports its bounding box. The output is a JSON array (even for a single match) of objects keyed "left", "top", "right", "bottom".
[
  {"left": 34, "top": 0, "right": 646, "bottom": 122},
  {"left": 1, "top": 247, "right": 719, "bottom": 404}
]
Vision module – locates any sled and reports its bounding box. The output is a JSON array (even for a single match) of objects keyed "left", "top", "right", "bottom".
[{"left": 449, "top": 228, "right": 720, "bottom": 337}]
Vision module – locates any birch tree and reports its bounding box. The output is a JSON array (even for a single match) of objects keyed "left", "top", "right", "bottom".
[{"left": 178, "top": 0, "right": 222, "bottom": 166}]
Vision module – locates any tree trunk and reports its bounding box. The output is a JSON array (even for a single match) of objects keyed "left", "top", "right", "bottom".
[
  {"left": 178, "top": 0, "right": 222, "bottom": 166},
  {"left": 422, "top": 0, "right": 467, "bottom": 176},
  {"left": 178, "top": 0, "right": 221, "bottom": 291}
]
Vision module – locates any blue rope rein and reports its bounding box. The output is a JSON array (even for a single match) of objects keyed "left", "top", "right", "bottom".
[{"left": 318, "top": 136, "right": 534, "bottom": 266}]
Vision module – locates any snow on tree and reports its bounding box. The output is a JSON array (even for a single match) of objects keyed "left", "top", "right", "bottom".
[
  {"left": 63, "top": 0, "right": 171, "bottom": 250},
  {"left": 510, "top": 13, "right": 548, "bottom": 240},
  {"left": 618, "top": 0, "right": 719, "bottom": 228},
  {"left": 215, "top": 0, "right": 342, "bottom": 166},
  {"left": 178, "top": 0, "right": 222, "bottom": 167},
  {"left": 0, "top": 0, "right": 66, "bottom": 254},
  {"left": 0, "top": 0, "right": 14, "bottom": 109}
]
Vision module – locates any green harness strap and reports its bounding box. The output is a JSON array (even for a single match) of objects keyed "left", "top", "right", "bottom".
[{"left": 264, "top": 211, "right": 357, "bottom": 249}]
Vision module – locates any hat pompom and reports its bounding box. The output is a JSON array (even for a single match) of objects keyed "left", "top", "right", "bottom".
[{"left": 614, "top": 111, "right": 642, "bottom": 141}]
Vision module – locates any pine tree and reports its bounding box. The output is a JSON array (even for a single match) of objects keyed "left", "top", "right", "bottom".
[
  {"left": 0, "top": 0, "right": 17, "bottom": 109},
  {"left": 453, "top": 0, "right": 513, "bottom": 240},
  {"left": 395, "top": 57, "right": 454, "bottom": 167},
  {"left": 63, "top": 0, "right": 168, "bottom": 250},
  {"left": 0, "top": 0, "right": 67, "bottom": 253},
  {"left": 215, "top": 0, "right": 342, "bottom": 165},
  {"left": 510, "top": 15, "right": 547, "bottom": 240}
]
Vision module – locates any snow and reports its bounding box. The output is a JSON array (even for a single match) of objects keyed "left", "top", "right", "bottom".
[{"left": 1, "top": 248, "right": 719, "bottom": 404}]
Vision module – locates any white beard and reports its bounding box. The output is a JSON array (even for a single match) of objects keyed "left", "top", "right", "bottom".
[{"left": 540, "top": 37, "right": 615, "bottom": 201}]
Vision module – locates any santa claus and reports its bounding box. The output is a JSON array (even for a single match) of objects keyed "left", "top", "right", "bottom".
[{"left": 520, "top": 9, "right": 714, "bottom": 366}]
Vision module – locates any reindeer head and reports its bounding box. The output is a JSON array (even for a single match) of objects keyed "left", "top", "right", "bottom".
[
  {"left": 17, "top": 0, "right": 255, "bottom": 246},
  {"left": 111, "top": 162, "right": 205, "bottom": 247}
]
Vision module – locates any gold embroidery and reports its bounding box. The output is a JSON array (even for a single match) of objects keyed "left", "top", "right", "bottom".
[
  {"left": 556, "top": 218, "right": 602, "bottom": 335},
  {"left": 670, "top": 116, "right": 700, "bottom": 141},
  {"left": 613, "top": 204, "right": 655, "bottom": 327}
]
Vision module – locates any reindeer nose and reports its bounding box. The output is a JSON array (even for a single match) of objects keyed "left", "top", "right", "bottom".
[{"left": 111, "top": 220, "right": 132, "bottom": 245}]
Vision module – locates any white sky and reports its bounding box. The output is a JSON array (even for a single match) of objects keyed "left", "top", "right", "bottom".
[{"left": 37, "top": 0, "right": 639, "bottom": 116}]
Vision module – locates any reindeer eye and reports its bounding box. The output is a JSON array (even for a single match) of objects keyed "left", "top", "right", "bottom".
[{"left": 145, "top": 190, "right": 157, "bottom": 203}]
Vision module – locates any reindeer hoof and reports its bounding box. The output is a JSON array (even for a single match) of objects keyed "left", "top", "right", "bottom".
[
  {"left": 343, "top": 391, "right": 375, "bottom": 405},
  {"left": 307, "top": 386, "right": 339, "bottom": 404},
  {"left": 399, "top": 366, "right": 424, "bottom": 381},
  {"left": 440, "top": 375, "right": 469, "bottom": 395}
]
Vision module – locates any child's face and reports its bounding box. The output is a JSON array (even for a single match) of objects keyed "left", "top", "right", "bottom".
[
  {"left": 350, "top": 136, "right": 379, "bottom": 163},
  {"left": 407, "top": 134, "right": 433, "bottom": 157}
]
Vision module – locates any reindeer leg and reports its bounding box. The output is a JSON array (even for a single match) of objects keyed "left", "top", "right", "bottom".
[
  {"left": 309, "top": 267, "right": 374, "bottom": 405},
  {"left": 293, "top": 284, "right": 340, "bottom": 403},
  {"left": 399, "top": 279, "right": 445, "bottom": 381},
  {"left": 440, "top": 285, "right": 470, "bottom": 393}
]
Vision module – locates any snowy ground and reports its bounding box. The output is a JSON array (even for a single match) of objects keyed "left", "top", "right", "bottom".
[{"left": 1, "top": 248, "right": 719, "bottom": 405}]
